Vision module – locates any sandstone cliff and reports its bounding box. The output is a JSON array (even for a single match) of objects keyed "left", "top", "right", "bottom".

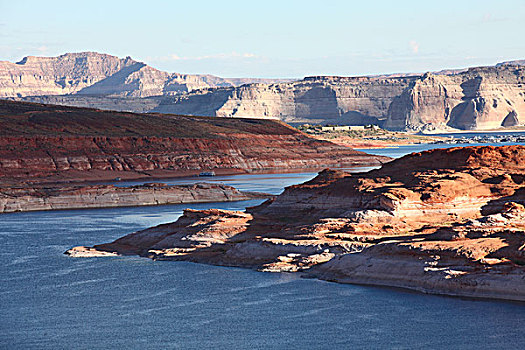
[
  {"left": 68, "top": 146, "right": 525, "bottom": 301},
  {"left": 0, "top": 182, "right": 267, "bottom": 213},
  {"left": 0, "top": 100, "right": 387, "bottom": 183},
  {"left": 18, "top": 61, "right": 525, "bottom": 132},
  {"left": 162, "top": 65, "right": 525, "bottom": 131},
  {"left": 385, "top": 67, "right": 525, "bottom": 131},
  {"left": 0, "top": 52, "right": 286, "bottom": 98},
  {"left": 5, "top": 53, "right": 524, "bottom": 131}
]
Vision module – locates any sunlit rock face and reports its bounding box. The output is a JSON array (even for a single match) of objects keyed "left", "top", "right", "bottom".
[
  {"left": 68, "top": 146, "right": 525, "bottom": 302},
  {"left": 3, "top": 53, "right": 524, "bottom": 131},
  {"left": 0, "top": 52, "right": 286, "bottom": 98},
  {"left": 385, "top": 67, "right": 525, "bottom": 131},
  {"left": 151, "top": 64, "right": 525, "bottom": 131}
]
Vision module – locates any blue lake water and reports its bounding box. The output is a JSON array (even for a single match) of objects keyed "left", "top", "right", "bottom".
[
  {"left": 356, "top": 140, "right": 525, "bottom": 158},
  {"left": 2, "top": 141, "right": 525, "bottom": 349},
  {"left": 432, "top": 131, "right": 525, "bottom": 138}
]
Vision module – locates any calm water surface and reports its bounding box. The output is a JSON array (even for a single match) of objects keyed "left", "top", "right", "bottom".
[
  {"left": 1, "top": 141, "right": 525, "bottom": 349},
  {"left": 356, "top": 140, "right": 524, "bottom": 158}
]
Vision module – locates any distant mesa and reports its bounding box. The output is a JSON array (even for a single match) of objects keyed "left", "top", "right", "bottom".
[
  {"left": 1, "top": 52, "right": 525, "bottom": 132},
  {"left": 0, "top": 51, "right": 290, "bottom": 98}
]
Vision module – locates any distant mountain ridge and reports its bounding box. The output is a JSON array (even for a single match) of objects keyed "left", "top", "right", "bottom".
[
  {"left": 2, "top": 52, "right": 525, "bottom": 132},
  {"left": 0, "top": 52, "right": 288, "bottom": 98}
]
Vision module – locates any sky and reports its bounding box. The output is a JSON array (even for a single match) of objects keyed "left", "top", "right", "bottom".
[{"left": 1, "top": 0, "right": 524, "bottom": 78}]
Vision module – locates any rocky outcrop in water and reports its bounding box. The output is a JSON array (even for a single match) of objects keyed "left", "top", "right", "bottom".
[
  {"left": 67, "top": 146, "right": 525, "bottom": 301},
  {"left": 0, "top": 100, "right": 387, "bottom": 184},
  {"left": 0, "top": 182, "right": 267, "bottom": 213}
]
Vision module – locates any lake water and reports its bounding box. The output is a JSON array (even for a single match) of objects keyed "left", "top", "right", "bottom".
[
  {"left": 356, "top": 140, "right": 525, "bottom": 158},
  {"left": 2, "top": 141, "right": 525, "bottom": 349}
]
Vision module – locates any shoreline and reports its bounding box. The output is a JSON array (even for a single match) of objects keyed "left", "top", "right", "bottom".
[
  {"left": 311, "top": 273, "right": 525, "bottom": 304},
  {"left": 66, "top": 245, "right": 525, "bottom": 303},
  {"left": 422, "top": 127, "right": 525, "bottom": 135},
  {"left": 0, "top": 161, "right": 387, "bottom": 188},
  {"left": 66, "top": 146, "right": 525, "bottom": 303},
  {"left": 0, "top": 182, "right": 270, "bottom": 214}
]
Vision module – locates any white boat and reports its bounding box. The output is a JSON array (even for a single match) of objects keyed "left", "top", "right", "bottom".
[{"left": 199, "top": 171, "right": 216, "bottom": 176}]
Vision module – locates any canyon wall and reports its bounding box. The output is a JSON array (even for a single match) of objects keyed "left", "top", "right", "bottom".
[
  {"left": 384, "top": 67, "right": 525, "bottom": 131},
  {"left": 3, "top": 53, "right": 524, "bottom": 131},
  {"left": 161, "top": 65, "right": 525, "bottom": 131},
  {"left": 155, "top": 76, "right": 411, "bottom": 125}
]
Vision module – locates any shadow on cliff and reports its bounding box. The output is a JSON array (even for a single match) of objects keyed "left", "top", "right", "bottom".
[
  {"left": 447, "top": 77, "right": 483, "bottom": 130},
  {"left": 481, "top": 186, "right": 525, "bottom": 216},
  {"left": 339, "top": 111, "right": 383, "bottom": 126},
  {"left": 77, "top": 62, "right": 147, "bottom": 97},
  {"left": 294, "top": 86, "right": 340, "bottom": 122}
]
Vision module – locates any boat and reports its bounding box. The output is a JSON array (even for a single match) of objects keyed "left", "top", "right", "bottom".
[{"left": 198, "top": 171, "right": 216, "bottom": 177}]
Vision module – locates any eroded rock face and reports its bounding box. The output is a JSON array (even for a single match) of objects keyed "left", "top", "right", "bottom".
[
  {"left": 0, "top": 52, "right": 288, "bottom": 98},
  {"left": 10, "top": 55, "right": 524, "bottom": 131},
  {"left": 171, "top": 66, "right": 525, "bottom": 131},
  {"left": 135, "top": 76, "right": 412, "bottom": 125},
  {"left": 67, "top": 146, "right": 525, "bottom": 301},
  {"left": 0, "top": 100, "right": 387, "bottom": 183},
  {"left": 0, "top": 183, "right": 266, "bottom": 213},
  {"left": 385, "top": 68, "right": 525, "bottom": 131}
]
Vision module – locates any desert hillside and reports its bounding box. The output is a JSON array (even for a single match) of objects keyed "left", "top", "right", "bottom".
[{"left": 0, "top": 100, "right": 387, "bottom": 184}]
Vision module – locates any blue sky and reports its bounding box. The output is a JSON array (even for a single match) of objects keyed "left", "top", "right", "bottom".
[{"left": 1, "top": 0, "right": 524, "bottom": 78}]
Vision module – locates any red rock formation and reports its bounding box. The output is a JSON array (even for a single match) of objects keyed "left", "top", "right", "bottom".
[
  {"left": 0, "top": 100, "right": 387, "bottom": 183},
  {"left": 67, "top": 145, "right": 525, "bottom": 301}
]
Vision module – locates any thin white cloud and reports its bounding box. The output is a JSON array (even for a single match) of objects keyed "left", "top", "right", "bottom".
[
  {"left": 409, "top": 40, "right": 419, "bottom": 54},
  {"left": 37, "top": 46, "right": 48, "bottom": 54},
  {"left": 152, "top": 52, "right": 259, "bottom": 62}
]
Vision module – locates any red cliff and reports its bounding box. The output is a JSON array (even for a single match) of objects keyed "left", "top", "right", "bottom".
[{"left": 0, "top": 100, "right": 387, "bottom": 184}]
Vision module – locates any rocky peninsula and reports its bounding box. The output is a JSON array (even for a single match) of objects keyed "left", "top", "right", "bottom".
[
  {"left": 68, "top": 145, "right": 525, "bottom": 302},
  {"left": 0, "top": 182, "right": 267, "bottom": 213}
]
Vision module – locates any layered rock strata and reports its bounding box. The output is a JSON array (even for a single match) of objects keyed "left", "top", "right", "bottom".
[
  {"left": 13, "top": 57, "right": 525, "bottom": 132},
  {"left": 0, "top": 182, "right": 267, "bottom": 213},
  {"left": 162, "top": 66, "right": 525, "bottom": 131},
  {"left": 68, "top": 146, "right": 525, "bottom": 301},
  {"left": 0, "top": 52, "right": 286, "bottom": 98},
  {"left": 385, "top": 68, "right": 525, "bottom": 131},
  {"left": 0, "top": 100, "right": 387, "bottom": 183}
]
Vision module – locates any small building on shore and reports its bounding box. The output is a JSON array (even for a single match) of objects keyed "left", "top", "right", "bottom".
[{"left": 321, "top": 125, "right": 379, "bottom": 132}]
